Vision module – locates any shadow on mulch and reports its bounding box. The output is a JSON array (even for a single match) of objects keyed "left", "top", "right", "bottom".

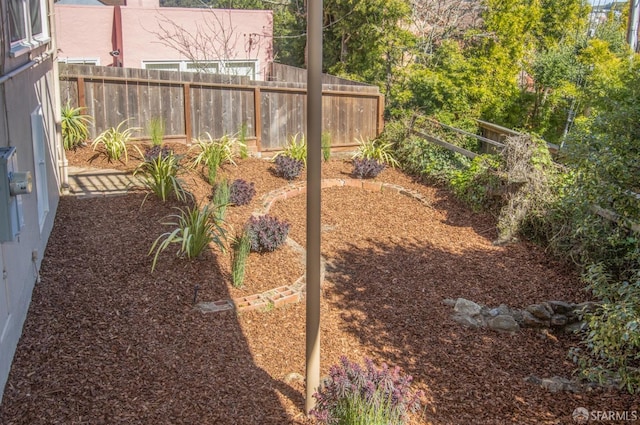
[
  {"left": 325, "top": 240, "right": 636, "bottom": 425},
  {"left": 0, "top": 194, "right": 301, "bottom": 425}
]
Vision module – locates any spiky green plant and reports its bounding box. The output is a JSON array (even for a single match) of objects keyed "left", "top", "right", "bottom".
[
  {"left": 322, "top": 132, "right": 332, "bottom": 162},
  {"left": 212, "top": 178, "right": 231, "bottom": 222},
  {"left": 92, "top": 120, "right": 140, "bottom": 163},
  {"left": 190, "top": 132, "right": 237, "bottom": 184},
  {"left": 149, "top": 204, "right": 227, "bottom": 272},
  {"left": 134, "top": 152, "right": 187, "bottom": 203},
  {"left": 237, "top": 123, "right": 249, "bottom": 159},
  {"left": 353, "top": 136, "right": 399, "bottom": 168},
  {"left": 61, "top": 102, "right": 93, "bottom": 150},
  {"left": 231, "top": 229, "right": 251, "bottom": 288},
  {"left": 275, "top": 133, "right": 307, "bottom": 165},
  {"left": 148, "top": 116, "right": 165, "bottom": 147}
]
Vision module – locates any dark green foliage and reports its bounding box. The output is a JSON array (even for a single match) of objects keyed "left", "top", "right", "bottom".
[
  {"left": 246, "top": 215, "right": 290, "bottom": 253},
  {"left": 212, "top": 179, "right": 231, "bottom": 222},
  {"left": 352, "top": 158, "right": 385, "bottom": 179},
  {"left": 274, "top": 155, "right": 304, "bottom": 180},
  {"left": 229, "top": 179, "right": 256, "bottom": 206},
  {"left": 450, "top": 155, "right": 503, "bottom": 212},
  {"left": 134, "top": 152, "right": 187, "bottom": 203},
  {"left": 311, "top": 356, "right": 423, "bottom": 425}
]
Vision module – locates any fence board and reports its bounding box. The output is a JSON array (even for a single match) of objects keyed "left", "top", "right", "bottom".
[{"left": 59, "top": 64, "right": 383, "bottom": 152}]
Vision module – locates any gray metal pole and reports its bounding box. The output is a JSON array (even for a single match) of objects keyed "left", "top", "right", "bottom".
[{"left": 305, "top": 0, "right": 322, "bottom": 415}]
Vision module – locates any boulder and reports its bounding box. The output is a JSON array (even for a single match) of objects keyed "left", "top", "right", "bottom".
[
  {"left": 526, "top": 303, "right": 553, "bottom": 320},
  {"left": 454, "top": 298, "right": 482, "bottom": 316},
  {"left": 550, "top": 314, "right": 568, "bottom": 327},
  {"left": 522, "top": 310, "right": 550, "bottom": 328},
  {"left": 452, "top": 313, "right": 482, "bottom": 328},
  {"left": 488, "top": 315, "right": 520, "bottom": 333},
  {"left": 548, "top": 300, "right": 574, "bottom": 314}
]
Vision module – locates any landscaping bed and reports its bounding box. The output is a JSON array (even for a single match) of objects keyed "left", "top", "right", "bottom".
[{"left": 0, "top": 143, "right": 636, "bottom": 424}]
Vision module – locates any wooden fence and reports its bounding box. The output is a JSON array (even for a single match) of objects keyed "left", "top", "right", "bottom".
[{"left": 59, "top": 63, "right": 384, "bottom": 154}]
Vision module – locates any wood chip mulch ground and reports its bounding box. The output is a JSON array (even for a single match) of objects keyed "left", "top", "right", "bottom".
[{"left": 0, "top": 143, "right": 636, "bottom": 424}]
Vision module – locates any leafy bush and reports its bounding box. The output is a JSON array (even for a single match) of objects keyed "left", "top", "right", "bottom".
[
  {"left": 144, "top": 145, "right": 172, "bottom": 162},
  {"left": 61, "top": 102, "right": 93, "bottom": 150},
  {"left": 190, "top": 133, "right": 237, "bottom": 185},
  {"left": 571, "top": 262, "right": 640, "bottom": 393},
  {"left": 149, "top": 204, "right": 227, "bottom": 272},
  {"left": 274, "top": 155, "right": 304, "bottom": 180},
  {"left": 311, "top": 356, "right": 423, "bottom": 425},
  {"left": 231, "top": 229, "right": 251, "bottom": 288},
  {"left": 229, "top": 179, "right": 256, "bottom": 206},
  {"left": 352, "top": 158, "right": 385, "bottom": 179},
  {"left": 450, "top": 154, "right": 503, "bottom": 212},
  {"left": 353, "top": 136, "right": 399, "bottom": 168},
  {"left": 147, "top": 117, "right": 165, "bottom": 146},
  {"left": 134, "top": 152, "right": 187, "bottom": 203},
  {"left": 246, "top": 215, "right": 290, "bottom": 252},
  {"left": 212, "top": 179, "right": 230, "bottom": 222},
  {"left": 322, "top": 132, "right": 332, "bottom": 162},
  {"left": 92, "top": 120, "right": 140, "bottom": 163}
]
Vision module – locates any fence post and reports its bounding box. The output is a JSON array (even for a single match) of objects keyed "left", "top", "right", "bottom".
[
  {"left": 254, "top": 87, "right": 262, "bottom": 152},
  {"left": 183, "top": 83, "right": 192, "bottom": 144},
  {"left": 78, "top": 77, "right": 86, "bottom": 109},
  {"left": 377, "top": 94, "right": 385, "bottom": 136}
]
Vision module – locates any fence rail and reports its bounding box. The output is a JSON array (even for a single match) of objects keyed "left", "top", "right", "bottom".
[{"left": 59, "top": 63, "right": 384, "bottom": 153}]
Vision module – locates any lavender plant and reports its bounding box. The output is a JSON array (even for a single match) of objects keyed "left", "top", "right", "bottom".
[
  {"left": 144, "top": 145, "right": 172, "bottom": 162},
  {"left": 352, "top": 158, "right": 386, "bottom": 179},
  {"left": 246, "top": 215, "right": 290, "bottom": 252},
  {"left": 229, "top": 179, "right": 256, "bottom": 206},
  {"left": 311, "top": 356, "right": 423, "bottom": 425}
]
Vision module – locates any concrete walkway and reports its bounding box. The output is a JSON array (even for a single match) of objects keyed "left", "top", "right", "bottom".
[{"left": 66, "top": 166, "right": 141, "bottom": 198}]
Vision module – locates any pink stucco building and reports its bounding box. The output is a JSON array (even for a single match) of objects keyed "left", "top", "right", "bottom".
[{"left": 55, "top": 0, "right": 273, "bottom": 80}]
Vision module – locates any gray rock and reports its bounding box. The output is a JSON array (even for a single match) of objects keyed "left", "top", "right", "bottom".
[
  {"left": 550, "top": 314, "right": 568, "bottom": 327},
  {"left": 454, "top": 298, "right": 482, "bottom": 316},
  {"left": 442, "top": 298, "right": 457, "bottom": 306},
  {"left": 488, "top": 315, "right": 520, "bottom": 332},
  {"left": 526, "top": 303, "right": 553, "bottom": 320},
  {"left": 548, "top": 300, "right": 574, "bottom": 314},
  {"left": 540, "top": 376, "right": 582, "bottom": 393},
  {"left": 497, "top": 304, "right": 511, "bottom": 315},
  {"left": 452, "top": 313, "right": 482, "bottom": 328},
  {"left": 522, "top": 310, "right": 550, "bottom": 328}
]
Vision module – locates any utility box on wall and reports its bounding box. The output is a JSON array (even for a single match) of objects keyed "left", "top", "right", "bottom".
[{"left": 0, "top": 147, "right": 32, "bottom": 242}]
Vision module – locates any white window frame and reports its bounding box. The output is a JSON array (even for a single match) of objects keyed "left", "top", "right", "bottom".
[
  {"left": 142, "top": 60, "right": 257, "bottom": 79},
  {"left": 31, "top": 105, "right": 49, "bottom": 232},
  {"left": 8, "top": 0, "right": 51, "bottom": 57},
  {"left": 58, "top": 57, "right": 101, "bottom": 66}
]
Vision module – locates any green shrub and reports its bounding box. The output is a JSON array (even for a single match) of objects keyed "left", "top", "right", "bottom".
[
  {"left": 92, "top": 120, "right": 140, "bottom": 163},
  {"left": 134, "top": 151, "right": 187, "bottom": 203},
  {"left": 450, "top": 154, "right": 503, "bottom": 211},
  {"left": 148, "top": 117, "right": 165, "bottom": 147},
  {"left": 237, "top": 123, "right": 249, "bottom": 159},
  {"left": 61, "top": 102, "right": 93, "bottom": 150},
  {"left": 231, "top": 229, "right": 251, "bottom": 288},
  {"left": 190, "top": 133, "right": 237, "bottom": 185},
  {"left": 212, "top": 179, "right": 231, "bottom": 222},
  {"left": 571, "top": 261, "right": 640, "bottom": 393},
  {"left": 353, "top": 136, "right": 399, "bottom": 168},
  {"left": 149, "top": 204, "right": 227, "bottom": 272}
]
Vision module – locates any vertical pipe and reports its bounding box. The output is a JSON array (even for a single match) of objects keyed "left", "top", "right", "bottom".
[{"left": 305, "top": 0, "right": 322, "bottom": 416}]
